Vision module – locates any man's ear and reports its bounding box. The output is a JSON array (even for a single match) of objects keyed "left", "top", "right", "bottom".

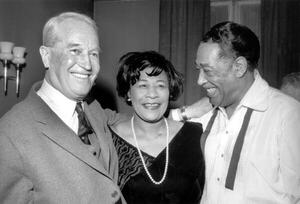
[
  {"left": 233, "top": 56, "right": 247, "bottom": 78},
  {"left": 39, "top": 46, "right": 50, "bottom": 69}
]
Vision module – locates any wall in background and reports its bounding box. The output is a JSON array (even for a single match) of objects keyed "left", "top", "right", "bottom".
[
  {"left": 0, "top": 0, "right": 159, "bottom": 117},
  {"left": 0, "top": 0, "right": 93, "bottom": 117},
  {"left": 93, "top": 0, "right": 160, "bottom": 114}
]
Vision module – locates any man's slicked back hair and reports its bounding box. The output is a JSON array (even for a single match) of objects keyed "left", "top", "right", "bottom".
[
  {"left": 202, "top": 21, "right": 260, "bottom": 71},
  {"left": 42, "top": 12, "right": 98, "bottom": 47}
]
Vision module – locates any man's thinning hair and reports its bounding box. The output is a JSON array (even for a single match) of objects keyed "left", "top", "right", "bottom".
[
  {"left": 42, "top": 12, "right": 98, "bottom": 47},
  {"left": 281, "top": 72, "right": 300, "bottom": 89},
  {"left": 202, "top": 21, "right": 260, "bottom": 71}
]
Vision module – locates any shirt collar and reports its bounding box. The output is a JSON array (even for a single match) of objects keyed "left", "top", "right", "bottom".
[
  {"left": 37, "top": 79, "right": 77, "bottom": 118},
  {"left": 238, "top": 70, "right": 269, "bottom": 112}
]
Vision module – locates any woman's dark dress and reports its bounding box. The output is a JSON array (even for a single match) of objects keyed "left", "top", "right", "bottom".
[{"left": 111, "top": 122, "right": 205, "bottom": 204}]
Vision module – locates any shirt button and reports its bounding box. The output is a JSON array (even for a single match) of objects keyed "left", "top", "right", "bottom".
[
  {"left": 217, "top": 178, "right": 220, "bottom": 181},
  {"left": 225, "top": 130, "right": 229, "bottom": 134},
  {"left": 221, "top": 154, "right": 224, "bottom": 158}
]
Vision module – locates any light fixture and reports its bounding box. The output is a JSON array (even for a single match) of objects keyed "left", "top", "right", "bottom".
[{"left": 0, "top": 41, "right": 26, "bottom": 96}]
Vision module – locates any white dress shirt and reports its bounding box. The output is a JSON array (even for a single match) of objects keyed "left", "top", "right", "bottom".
[
  {"left": 190, "top": 71, "right": 300, "bottom": 204},
  {"left": 37, "top": 80, "right": 78, "bottom": 134}
]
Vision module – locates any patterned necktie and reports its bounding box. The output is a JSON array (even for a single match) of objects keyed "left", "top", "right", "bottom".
[{"left": 75, "top": 102, "right": 93, "bottom": 145}]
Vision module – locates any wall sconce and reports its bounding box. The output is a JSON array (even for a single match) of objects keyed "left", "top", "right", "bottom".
[{"left": 0, "top": 41, "right": 26, "bottom": 96}]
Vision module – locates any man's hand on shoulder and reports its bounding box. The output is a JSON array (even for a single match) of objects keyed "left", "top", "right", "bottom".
[
  {"left": 185, "top": 97, "right": 213, "bottom": 119},
  {"left": 170, "top": 97, "right": 213, "bottom": 121}
]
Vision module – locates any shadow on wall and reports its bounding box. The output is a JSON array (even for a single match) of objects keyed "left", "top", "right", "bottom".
[{"left": 87, "top": 82, "right": 117, "bottom": 111}]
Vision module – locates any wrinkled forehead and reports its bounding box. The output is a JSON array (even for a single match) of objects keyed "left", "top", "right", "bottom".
[
  {"left": 196, "top": 42, "right": 221, "bottom": 64},
  {"left": 56, "top": 16, "right": 98, "bottom": 32},
  {"left": 55, "top": 19, "right": 100, "bottom": 48},
  {"left": 57, "top": 18, "right": 98, "bottom": 36}
]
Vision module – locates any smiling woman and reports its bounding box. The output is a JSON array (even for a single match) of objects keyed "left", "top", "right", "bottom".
[{"left": 109, "top": 51, "right": 205, "bottom": 204}]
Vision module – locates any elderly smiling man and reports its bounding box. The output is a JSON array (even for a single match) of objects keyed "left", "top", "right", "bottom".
[{"left": 0, "top": 12, "right": 125, "bottom": 204}]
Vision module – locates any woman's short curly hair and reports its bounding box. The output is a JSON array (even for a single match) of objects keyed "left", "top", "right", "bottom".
[{"left": 116, "top": 51, "right": 183, "bottom": 106}]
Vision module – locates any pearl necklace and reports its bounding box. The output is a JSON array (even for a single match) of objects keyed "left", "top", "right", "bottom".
[{"left": 131, "top": 116, "right": 169, "bottom": 185}]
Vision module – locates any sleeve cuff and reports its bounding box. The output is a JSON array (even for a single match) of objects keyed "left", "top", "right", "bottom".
[{"left": 170, "top": 108, "right": 182, "bottom": 121}]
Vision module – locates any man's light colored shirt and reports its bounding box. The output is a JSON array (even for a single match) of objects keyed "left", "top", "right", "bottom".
[
  {"left": 191, "top": 71, "right": 300, "bottom": 204},
  {"left": 37, "top": 80, "right": 78, "bottom": 134}
]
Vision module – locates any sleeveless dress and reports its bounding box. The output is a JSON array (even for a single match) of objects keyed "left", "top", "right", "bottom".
[{"left": 111, "top": 122, "right": 205, "bottom": 204}]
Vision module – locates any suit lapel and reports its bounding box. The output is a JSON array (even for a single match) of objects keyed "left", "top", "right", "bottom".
[
  {"left": 84, "top": 102, "right": 111, "bottom": 171},
  {"left": 27, "top": 84, "right": 112, "bottom": 180}
]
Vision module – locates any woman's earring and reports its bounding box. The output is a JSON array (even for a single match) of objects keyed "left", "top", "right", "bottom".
[{"left": 127, "top": 97, "right": 131, "bottom": 102}]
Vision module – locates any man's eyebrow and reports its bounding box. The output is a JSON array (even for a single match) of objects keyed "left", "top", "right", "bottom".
[
  {"left": 97, "top": 47, "right": 103, "bottom": 53},
  {"left": 66, "top": 43, "right": 102, "bottom": 52},
  {"left": 66, "top": 43, "right": 81, "bottom": 48},
  {"left": 200, "top": 63, "right": 213, "bottom": 69},
  {"left": 89, "top": 47, "right": 101, "bottom": 53},
  {"left": 194, "top": 62, "right": 210, "bottom": 68}
]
